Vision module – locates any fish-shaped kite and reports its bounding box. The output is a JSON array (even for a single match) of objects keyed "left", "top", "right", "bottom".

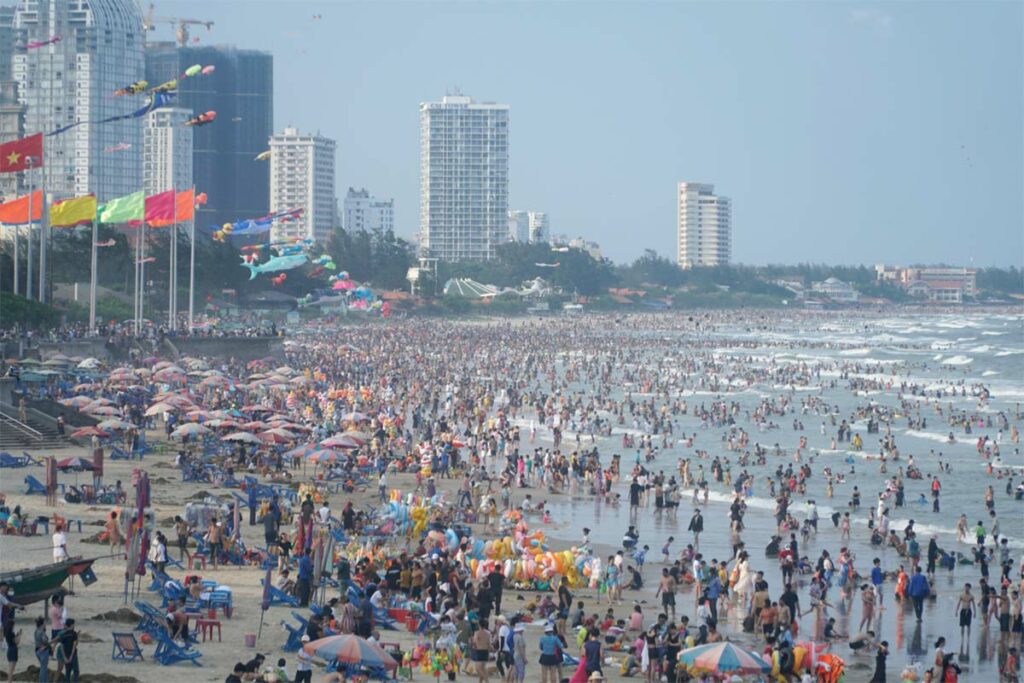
[
  {"left": 96, "top": 239, "right": 117, "bottom": 247},
  {"left": 254, "top": 150, "right": 271, "bottom": 161},
  {"left": 201, "top": 65, "right": 216, "bottom": 75},
  {"left": 240, "top": 253, "right": 308, "bottom": 280},
  {"left": 179, "top": 64, "right": 202, "bottom": 79},
  {"left": 103, "top": 142, "right": 132, "bottom": 153},
  {"left": 150, "top": 79, "right": 177, "bottom": 94},
  {"left": 184, "top": 111, "right": 216, "bottom": 127},
  {"left": 114, "top": 80, "right": 148, "bottom": 96},
  {"left": 271, "top": 273, "right": 287, "bottom": 286},
  {"left": 25, "top": 35, "right": 61, "bottom": 49}
]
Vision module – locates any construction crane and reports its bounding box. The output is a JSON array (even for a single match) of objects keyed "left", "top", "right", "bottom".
[{"left": 140, "top": 2, "right": 214, "bottom": 47}]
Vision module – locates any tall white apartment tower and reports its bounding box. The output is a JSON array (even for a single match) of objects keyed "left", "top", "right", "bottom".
[
  {"left": 677, "top": 182, "right": 731, "bottom": 268},
  {"left": 13, "top": 0, "right": 145, "bottom": 201},
  {"left": 343, "top": 187, "right": 394, "bottom": 233},
  {"left": 419, "top": 93, "right": 508, "bottom": 261},
  {"left": 143, "top": 107, "right": 192, "bottom": 195},
  {"left": 269, "top": 126, "right": 336, "bottom": 243}
]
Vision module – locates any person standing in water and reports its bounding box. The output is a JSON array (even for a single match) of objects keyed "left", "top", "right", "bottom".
[{"left": 955, "top": 583, "right": 975, "bottom": 656}]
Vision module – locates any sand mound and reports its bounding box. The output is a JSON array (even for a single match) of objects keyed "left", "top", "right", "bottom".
[
  {"left": 88, "top": 607, "right": 140, "bottom": 623},
  {"left": 15, "top": 668, "right": 139, "bottom": 683}
]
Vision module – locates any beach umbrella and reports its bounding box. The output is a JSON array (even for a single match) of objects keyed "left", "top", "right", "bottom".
[
  {"left": 240, "top": 420, "right": 269, "bottom": 432},
  {"left": 285, "top": 444, "right": 317, "bottom": 459},
  {"left": 677, "top": 642, "right": 771, "bottom": 675},
  {"left": 144, "top": 402, "right": 176, "bottom": 416},
  {"left": 303, "top": 634, "right": 398, "bottom": 670},
  {"left": 71, "top": 426, "right": 109, "bottom": 439},
  {"left": 259, "top": 429, "right": 298, "bottom": 444},
  {"left": 222, "top": 431, "right": 263, "bottom": 444},
  {"left": 84, "top": 405, "right": 119, "bottom": 416},
  {"left": 339, "top": 411, "right": 369, "bottom": 423},
  {"left": 171, "top": 423, "right": 212, "bottom": 439},
  {"left": 307, "top": 449, "right": 341, "bottom": 464},
  {"left": 320, "top": 434, "right": 361, "bottom": 449},
  {"left": 340, "top": 430, "right": 370, "bottom": 443},
  {"left": 62, "top": 396, "right": 95, "bottom": 408},
  {"left": 71, "top": 382, "right": 100, "bottom": 393},
  {"left": 96, "top": 419, "right": 133, "bottom": 432},
  {"left": 57, "top": 456, "right": 95, "bottom": 471},
  {"left": 205, "top": 418, "right": 242, "bottom": 430}
]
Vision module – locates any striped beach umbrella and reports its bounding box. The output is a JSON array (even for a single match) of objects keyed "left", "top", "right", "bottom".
[
  {"left": 677, "top": 642, "right": 771, "bottom": 674},
  {"left": 303, "top": 634, "right": 398, "bottom": 670}
]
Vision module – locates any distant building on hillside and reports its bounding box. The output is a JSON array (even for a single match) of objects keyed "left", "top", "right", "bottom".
[
  {"left": 507, "top": 210, "right": 529, "bottom": 242},
  {"left": 269, "top": 127, "right": 336, "bottom": 243},
  {"left": 143, "top": 107, "right": 193, "bottom": 195},
  {"left": 875, "top": 265, "right": 977, "bottom": 303},
  {"left": 811, "top": 277, "right": 859, "bottom": 303},
  {"left": 343, "top": 188, "right": 394, "bottom": 234},
  {"left": 527, "top": 211, "right": 549, "bottom": 244},
  {"left": 677, "top": 182, "right": 731, "bottom": 268}
]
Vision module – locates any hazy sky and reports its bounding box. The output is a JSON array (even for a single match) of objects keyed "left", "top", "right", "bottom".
[{"left": 161, "top": 0, "right": 1023, "bottom": 266}]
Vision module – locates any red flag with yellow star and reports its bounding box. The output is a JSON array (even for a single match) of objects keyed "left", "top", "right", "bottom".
[{"left": 0, "top": 134, "right": 43, "bottom": 173}]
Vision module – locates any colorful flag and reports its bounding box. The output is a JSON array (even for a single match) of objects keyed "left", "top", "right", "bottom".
[
  {"left": 98, "top": 190, "right": 144, "bottom": 223},
  {"left": 145, "top": 190, "right": 175, "bottom": 227},
  {"left": 0, "top": 190, "right": 42, "bottom": 223},
  {"left": 0, "top": 134, "right": 43, "bottom": 173},
  {"left": 50, "top": 195, "right": 97, "bottom": 227},
  {"left": 174, "top": 189, "right": 195, "bottom": 222}
]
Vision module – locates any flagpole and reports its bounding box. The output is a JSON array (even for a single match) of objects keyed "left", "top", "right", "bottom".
[
  {"left": 188, "top": 186, "right": 195, "bottom": 332},
  {"left": 89, "top": 219, "right": 97, "bottom": 331},
  {"left": 38, "top": 165, "right": 48, "bottom": 304},
  {"left": 12, "top": 219, "right": 19, "bottom": 297},
  {"left": 139, "top": 217, "right": 146, "bottom": 334},
  {"left": 25, "top": 159, "right": 33, "bottom": 300}
]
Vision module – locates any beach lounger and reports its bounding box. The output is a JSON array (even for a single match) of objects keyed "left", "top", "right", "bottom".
[
  {"left": 23, "top": 474, "right": 47, "bottom": 495},
  {"left": 147, "top": 565, "right": 174, "bottom": 592},
  {"left": 110, "top": 446, "right": 131, "bottom": 461},
  {"left": 201, "top": 589, "right": 233, "bottom": 618},
  {"left": 0, "top": 452, "right": 29, "bottom": 468},
  {"left": 153, "top": 631, "right": 202, "bottom": 666},
  {"left": 134, "top": 601, "right": 168, "bottom": 637},
  {"left": 281, "top": 611, "right": 309, "bottom": 652},
  {"left": 111, "top": 632, "right": 144, "bottom": 662},
  {"left": 20, "top": 451, "right": 44, "bottom": 466},
  {"left": 260, "top": 579, "right": 299, "bottom": 607}
]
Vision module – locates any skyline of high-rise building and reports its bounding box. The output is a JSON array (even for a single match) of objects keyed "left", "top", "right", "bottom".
[
  {"left": 145, "top": 42, "right": 272, "bottom": 231},
  {"left": 13, "top": 0, "right": 144, "bottom": 201},
  {"left": 677, "top": 181, "right": 731, "bottom": 268},
  {"left": 343, "top": 187, "right": 393, "bottom": 234},
  {"left": 419, "top": 93, "right": 508, "bottom": 261},
  {"left": 143, "top": 106, "right": 192, "bottom": 196},
  {"left": 269, "top": 126, "right": 336, "bottom": 244}
]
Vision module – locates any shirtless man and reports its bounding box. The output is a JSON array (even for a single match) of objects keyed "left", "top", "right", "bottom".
[
  {"left": 656, "top": 568, "right": 678, "bottom": 620},
  {"left": 955, "top": 583, "right": 976, "bottom": 652}
]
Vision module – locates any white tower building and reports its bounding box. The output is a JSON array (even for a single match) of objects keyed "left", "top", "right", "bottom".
[
  {"left": 143, "top": 107, "right": 192, "bottom": 195},
  {"left": 419, "top": 93, "right": 508, "bottom": 261},
  {"left": 527, "top": 211, "right": 549, "bottom": 244},
  {"left": 343, "top": 187, "right": 394, "bottom": 233},
  {"left": 268, "top": 126, "right": 336, "bottom": 243},
  {"left": 677, "top": 182, "right": 731, "bottom": 268}
]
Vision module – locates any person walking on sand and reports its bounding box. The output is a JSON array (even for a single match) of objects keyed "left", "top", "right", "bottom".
[
  {"left": 471, "top": 618, "right": 492, "bottom": 683},
  {"left": 688, "top": 509, "right": 703, "bottom": 549},
  {"left": 105, "top": 512, "right": 121, "bottom": 556}
]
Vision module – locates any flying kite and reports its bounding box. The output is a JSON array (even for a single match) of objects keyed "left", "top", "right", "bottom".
[
  {"left": 114, "top": 80, "right": 148, "bottom": 96},
  {"left": 240, "top": 253, "right": 308, "bottom": 280},
  {"left": 25, "top": 35, "right": 60, "bottom": 49},
  {"left": 551, "top": 246, "right": 570, "bottom": 253},
  {"left": 103, "top": 142, "right": 132, "bottom": 153},
  {"left": 254, "top": 150, "right": 271, "bottom": 161},
  {"left": 136, "top": 256, "right": 156, "bottom": 264},
  {"left": 534, "top": 262, "right": 561, "bottom": 268},
  {"left": 179, "top": 64, "right": 202, "bottom": 79},
  {"left": 184, "top": 111, "right": 216, "bottom": 127},
  {"left": 271, "top": 273, "right": 287, "bottom": 286},
  {"left": 201, "top": 65, "right": 216, "bottom": 75},
  {"left": 96, "top": 239, "right": 117, "bottom": 247},
  {"left": 48, "top": 92, "right": 175, "bottom": 136},
  {"left": 150, "top": 79, "right": 177, "bottom": 94}
]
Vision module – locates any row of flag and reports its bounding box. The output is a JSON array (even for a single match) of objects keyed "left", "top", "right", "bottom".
[{"left": 0, "top": 189, "right": 200, "bottom": 227}]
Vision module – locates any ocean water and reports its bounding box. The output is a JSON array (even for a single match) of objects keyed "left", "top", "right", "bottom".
[{"left": 529, "top": 311, "right": 1023, "bottom": 681}]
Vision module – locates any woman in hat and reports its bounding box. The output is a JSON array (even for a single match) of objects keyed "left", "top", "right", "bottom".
[{"left": 538, "top": 623, "right": 562, "bottom": 683}]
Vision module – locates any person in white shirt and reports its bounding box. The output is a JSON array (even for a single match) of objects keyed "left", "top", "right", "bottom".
[
  {"left": 52, "top": 526, "right": 68, "bottom": 563},
  {"left": 295, "top": 635, "right": 314, "bottom": 683},
  {"left": 318, "top": 503, "right": 330, "bottom": 524},
  {"left": 369, "top": 588, "right": 385, "bottom": 610}
]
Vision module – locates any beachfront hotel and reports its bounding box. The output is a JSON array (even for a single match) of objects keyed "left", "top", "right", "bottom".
[
  {"left": 419, "top": 92, "right": 509, "bottom": 261},
  {"left": 142, "top": 107, "right": 193, "bottom": 196},
  {"left": 268, "top": 126, "right": 336, "bottom": 244},
  {"left": 677, "top": 181, "right": 732, "bottom": 268}
]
